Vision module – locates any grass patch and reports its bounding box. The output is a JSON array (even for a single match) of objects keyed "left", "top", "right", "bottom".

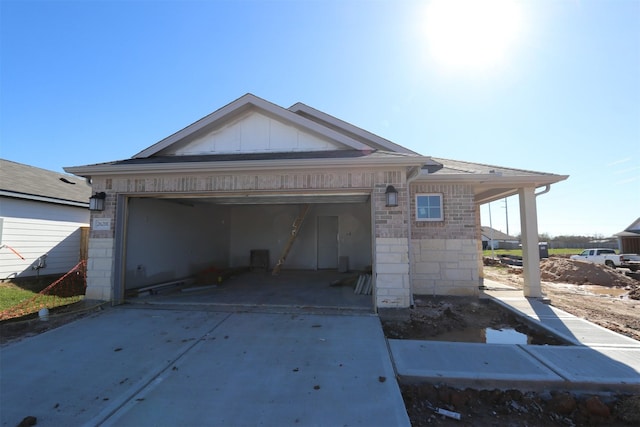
[
  {"left": 0, "top": 284, "right": 37, "bottom": 311},
  {"left": 0, "top": 274, "right": 82, "bottom": 317},
  {"left": 482, "top": 248, "right": 583, "bottom": 257}
]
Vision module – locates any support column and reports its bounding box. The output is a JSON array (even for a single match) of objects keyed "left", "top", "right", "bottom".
[
  {"left": 518, "top": 187, "right": 542, "bottom": 298},
  {"left": 475, "top": 203, "right": 484, "bottom": 287}
]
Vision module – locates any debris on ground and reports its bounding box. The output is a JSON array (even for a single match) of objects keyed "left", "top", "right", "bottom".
[
  {"left": 389, "top": 256, "right": 640, "bottom": 426},
  {"left": 403, "top": 384, "right": 640, "bottom": 426},
  {"left": 329, "top": 273, "right": 372, "bottom": 295}
]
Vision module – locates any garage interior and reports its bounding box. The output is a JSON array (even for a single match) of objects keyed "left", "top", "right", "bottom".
[{"left": 120, "top": 194, "right": 374, "bottom": 311}]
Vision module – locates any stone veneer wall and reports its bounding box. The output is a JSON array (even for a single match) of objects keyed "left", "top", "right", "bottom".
[
  {"left": 85, "top": 168, "right": 411, "bottom": 306},
  {"left": 410, "top": 182, "right": 480, "bottom": 296},
  {"left": 85, "top": 238, "right": 114, "bottom": 300},
  {"left": 375, "top": 237, "right": 410, "bottom": 307}
]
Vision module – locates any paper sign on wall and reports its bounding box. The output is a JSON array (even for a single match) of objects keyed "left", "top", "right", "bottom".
[{"left": 92, "top": 218, "right": 111, "bottom": 231}]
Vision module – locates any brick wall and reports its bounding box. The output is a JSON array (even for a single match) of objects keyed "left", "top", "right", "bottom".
[
  {"left": 410, "top": 183, "right": 476, "bottom": 240},
  {"left": 409, "top": 182, "right": 480, "bottom": 296}
]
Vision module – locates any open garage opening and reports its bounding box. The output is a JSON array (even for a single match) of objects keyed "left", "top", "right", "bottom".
[{"left": 118, "top": 194, "right": 374, "bottom": 311}]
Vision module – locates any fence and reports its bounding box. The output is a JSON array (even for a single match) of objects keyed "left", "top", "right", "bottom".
[{"left": 0, "top": 260, "right": 87, "bottom": 321}]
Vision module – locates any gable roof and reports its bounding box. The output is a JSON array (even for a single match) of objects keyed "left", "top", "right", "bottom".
[
  {"left": 615, "top": 217, "right": 640, "bottom": 237},
  {"left": 65, "top": 94, "right": 434, "bottom": 177},
  {"left": 625, "top": 217, "right": 640, "bottom": 233},
  {"left": 64, "top": 94, "right": 568, "bottom": 198},
  {"left": 0, "top": 159, "right": 91, "bottom": 207},
  {"left": 134, "top": 93, "right": 374, "bottom": 158},
  {"left": 481, "top": 226, "right": 518, "bottom": 241},
  {"left": 288, "top": 102, "right": 419, "bottom": 155}
]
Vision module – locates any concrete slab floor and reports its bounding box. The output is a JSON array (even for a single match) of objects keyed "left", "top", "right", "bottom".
[
  {"left": 1, "top": 307, "right": 409, "bottom": 427},
  {"left": 131, "top": 270, "right": 374, "bottom": 312}
]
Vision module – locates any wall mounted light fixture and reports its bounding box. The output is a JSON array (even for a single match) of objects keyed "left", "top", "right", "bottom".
[
  {"left": 385, "top": 185, "right": 398, "bottom": 207},
  {"left": 89, "top": 192, "right": 106, "bottom": 211}
]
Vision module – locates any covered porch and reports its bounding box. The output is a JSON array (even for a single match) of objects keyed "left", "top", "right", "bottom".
[{"left": 428, "top": 158, "right": 569, "bottom": 299}]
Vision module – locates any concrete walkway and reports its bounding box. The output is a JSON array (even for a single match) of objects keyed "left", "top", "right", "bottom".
[
  {"left": 1, "top": 308, "right": 409, "bottom": 427},
  {"left": 389, "top": 280, "right": 640, "bottom": 392}
]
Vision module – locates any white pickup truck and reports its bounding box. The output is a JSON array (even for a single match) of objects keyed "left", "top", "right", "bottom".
[{"left": 570, "top": 248, "right": 640, "bottom": 271}]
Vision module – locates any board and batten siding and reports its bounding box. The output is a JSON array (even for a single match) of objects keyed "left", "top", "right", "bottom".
[
  {"left": 166, "top": 111, "right": 336, "bottom": 156},
  {"left": 0, "top": 198, "right": 89, "bottom": 279}
]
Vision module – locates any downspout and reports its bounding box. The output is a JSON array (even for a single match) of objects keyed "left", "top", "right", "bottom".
[
  {"left": 406, "top": 166, "right": 423, "bottom": 308},
  {"left": 535, "top": 185, "right": 551, "bottom": 197}
]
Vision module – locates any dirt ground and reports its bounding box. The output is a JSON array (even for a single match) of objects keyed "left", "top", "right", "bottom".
[
  {"left": 484, "top": 256, "right": 640, "bottom": 342},
  {"left": 0, "top": 300, "right": 106, "bottom": 345},
  {"left": 384, "top": 256, "right": 640, "bottom": 426}
]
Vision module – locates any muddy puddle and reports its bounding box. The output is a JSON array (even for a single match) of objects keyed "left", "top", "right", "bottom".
[
  {"left": 428, "top": 325, "right": 568, "bottom": 345},
  {"left": 381, "top": 296, "right": 570, "bottom": 346}
]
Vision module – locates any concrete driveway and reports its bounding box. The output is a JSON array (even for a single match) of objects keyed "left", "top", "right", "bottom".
[{"left": 1, "top": 307, "right": 409, "bottom": 426}]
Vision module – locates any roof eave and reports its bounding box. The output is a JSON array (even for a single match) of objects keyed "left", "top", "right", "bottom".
[
  {"left": 65, "top": 156, "right": 429, "bottom": 177},
  {"left": 415, "top": 173, "right": 569, "bottom": 186},
  {"left": 0, "top": 190, "right": 90, "bottom": 208}
]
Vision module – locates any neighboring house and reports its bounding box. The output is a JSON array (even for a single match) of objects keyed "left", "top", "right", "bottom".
[
  {"left": 616, "top": 217, "right": 640, "bottom": 254},
  {"left": 0, "top": 159, "right": 91, "bottom": 279},
  {"left": 65, "top": 94, "right": 568, "bottom": 308},
  {"left": 481, "top": 226, "right": 519, "bottom": 250}
]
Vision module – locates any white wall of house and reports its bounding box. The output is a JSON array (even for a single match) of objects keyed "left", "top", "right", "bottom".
[
  {"left": 124, "top": 198, "right": 230, "bottom": 288},
  {"left": 0, "top": 198, "right": 89, "bottom": 279},
  {"left": 122, "top": 198, "right": 373, "bottom": 290},
  {"left": 168, "top": 111, "right": 337, "bottom": 155},
  {"left": 228, "top": 202, "right": 372, "bottom": 270}
]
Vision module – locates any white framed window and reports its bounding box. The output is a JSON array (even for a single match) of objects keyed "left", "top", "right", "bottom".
[{"left": 415, "top": 193, "right": 443, "bottom": 221}]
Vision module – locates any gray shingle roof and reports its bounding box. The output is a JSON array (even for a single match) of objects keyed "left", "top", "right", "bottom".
[
  {"left": 430, "top": 157, "right": 558, "bottom": 177},
  {"left": 102, "top": 149, "right": 419, "bottom": 166},
  {"left": 0, "top": 159, "right": 91, "bottom": 205},
  {"left": 481, "top": 226, "right": 518, "bottom": 241}
]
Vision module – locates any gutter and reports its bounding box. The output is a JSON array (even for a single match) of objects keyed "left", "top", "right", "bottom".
[
  {"left": 535, "top": 184, "right": 551, "bottom": 197},
  {"left": 0, "top": 190, "right": 89, "bottom": 208},
  {"left": 418, "top": 173, "right": 569, "bottom": 186}
]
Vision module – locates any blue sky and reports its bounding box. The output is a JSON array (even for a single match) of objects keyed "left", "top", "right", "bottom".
[{"left": 1, "top": 0, "right": 638, "bottom": 238}]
